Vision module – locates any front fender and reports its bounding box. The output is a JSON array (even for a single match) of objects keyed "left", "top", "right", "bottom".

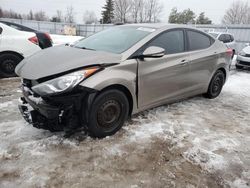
[{"left": 79, "top": 63, "right": 138, "bottom": 114}]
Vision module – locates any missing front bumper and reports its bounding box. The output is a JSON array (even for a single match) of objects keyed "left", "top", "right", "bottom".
[
  {"left": 18, "top": 96, "right": 69, "bottom": 132},
  {"left": 18, "top": 85, "right": 95, "bottom": 132}
]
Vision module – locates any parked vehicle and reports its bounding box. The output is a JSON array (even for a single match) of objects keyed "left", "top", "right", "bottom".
[
  {"left": 16, "top": 24, "right": 231, "bottom": 138},
  {"left": 236, "top": 45, "right": 250, "bottom": 69},
  {"left": 209, "top": 32, "right": 236, "bottom": 58},
  {"left": 1, "top": 20, "right": 83, "bottom": 46},
  {"left": 0, "top": 21, "right": 53, "bottom": 49},
  {"left": 0, "top": 22, "right": 52, "bottom": 77},
  {"left": 50, "top": 34, "right": 84, "bottom": 46}
]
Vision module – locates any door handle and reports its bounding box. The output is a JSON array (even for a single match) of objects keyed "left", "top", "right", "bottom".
[{"left": 180, "top": 59, "right": 188, "bottom": 66}]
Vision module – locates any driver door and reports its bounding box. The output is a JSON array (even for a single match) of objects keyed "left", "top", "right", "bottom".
[{"left": 138, "top": 29, "right": 192, "bottom": 110}]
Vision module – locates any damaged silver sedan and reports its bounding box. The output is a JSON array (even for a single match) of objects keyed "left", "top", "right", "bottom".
[{"left": 16, "top": 24, "right": 231, "bottom": 138}]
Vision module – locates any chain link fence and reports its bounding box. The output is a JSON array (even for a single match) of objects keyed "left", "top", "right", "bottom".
[
  {"left": 0, "top": 18, "right": 113, "bottom": 37},
  {"left": 1, "top": 18, "right": 250, "bottom": 51}
]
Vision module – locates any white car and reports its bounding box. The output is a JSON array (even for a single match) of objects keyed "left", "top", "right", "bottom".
[
  {"left": 236, "top": 45, "right": 250, "bottom": 69},
  {"left": 209, "top": 32, "right": 236, "bottom": 58},
  {"left": 0, "top": 22, "right": 46, "bottom": 77}
]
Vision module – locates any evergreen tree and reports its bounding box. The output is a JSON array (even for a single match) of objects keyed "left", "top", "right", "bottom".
[
  {"left": 196, "top": 12, "right": 212, "bottom": 24},
  {"left": 168, "top": 8, "right": 179, "bottom": 23},
  {"left": 101, "top": 0, "right": 114, "bottom": 24}
]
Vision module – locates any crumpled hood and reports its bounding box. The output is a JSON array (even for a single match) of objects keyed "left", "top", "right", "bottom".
[
  {"left": 242, "top": 46, "right": 250, "bottom": 54},
  {"left": 15, "top": 45, "right": 122, "bottom": 80}
]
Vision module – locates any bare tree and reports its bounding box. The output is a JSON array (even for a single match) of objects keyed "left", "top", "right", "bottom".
[
  {"left": 222, "top": 0, "right": 249, "bottom": 24},
  {"left": 27, "top": 10, "right": 33, "bottom": 20},
  {"left": 151, "top": 0, "right": 163, "bottom": 22},
  {"left": 83, "top": 10, "right": 97, "bottom": 24},
  {"left": 33, "top": 10, "right": 49, "bottom": 21},
  {"left": 65, "top": 5, "right": 75, "bottom": 23},
  {"left": 56, "top": 10, "right": 63, "bottom": 22},
  {"left": 113, "top": 0, "right": 162, "bottom": 23},
  {"left": 131, "top": 0, "right": 144, "bottom": 23},
  {"left": 114, "top": 0, "right": 132, "bottom": 23},
  {"left": 144, "top": 0, "right": 163, "bottom": 23}
]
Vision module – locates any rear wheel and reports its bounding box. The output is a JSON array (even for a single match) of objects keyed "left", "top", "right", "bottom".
[
  {"left": 204, "top": 70, "right": 225, "bottom": 99},
  {"left": 0, "top": 53, "right": 23, "bottom": 78},
  {"left": 87, "top": 89, "right": 129, "bottom": 138}
]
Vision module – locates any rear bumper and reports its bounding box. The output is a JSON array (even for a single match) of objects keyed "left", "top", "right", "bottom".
[
  {"left": 18, "top": 86, "right": 93, "bottom": 131},
  {"left": 236, "top": 55, "right": 250, "bottom": 67},
  {"left": 237, "top": 55, "right": 250, "bottom": 63}
]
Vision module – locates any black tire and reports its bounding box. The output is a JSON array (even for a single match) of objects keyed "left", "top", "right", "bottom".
[
  {"left": 87, "top": 89, "right": 129, "bottom": 138},
  {"left": 236, "top": 64, "right": 243, "bottom": 70},
  {"left": 0, "top": 53, "right": 23, "bottom": 78},
  {"left": 204, "top": 70, "right": 225, "bottom": 99}
]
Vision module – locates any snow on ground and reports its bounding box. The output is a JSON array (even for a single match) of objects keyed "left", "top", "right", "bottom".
[{"left": 0, "top": 69, "right": 250, "bottom": 188}]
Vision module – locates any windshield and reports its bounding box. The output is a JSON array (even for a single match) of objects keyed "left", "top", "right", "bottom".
[
  {"left": 73, "top": 26, "right": 154, "bottom": 54},
  {"left": 209, "top": 33, "right": 219, "bottom": 38}
]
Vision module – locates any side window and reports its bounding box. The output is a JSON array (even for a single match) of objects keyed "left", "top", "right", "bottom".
[
  {"left": 187, "top": 30, "right": 211, "bottom": 51},
  {"left": 148, "top": 30, "right": 185, "bottom": 54},
  {"left": 0, "top": 27, "right": 2, "bottom": 34}
]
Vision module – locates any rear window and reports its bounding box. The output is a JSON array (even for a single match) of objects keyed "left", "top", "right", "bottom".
[
  {"left": 218, "top": 34, "right": 226, "bottom": 42},
  {"left": 230, "top": 35, "right": 234, "bottom": 41},
  {"left": 224, "top": 34, "right": 231, "bottom": 43},
  {"left": 187, "top": 30, "right": 212, "bottom": 51}
]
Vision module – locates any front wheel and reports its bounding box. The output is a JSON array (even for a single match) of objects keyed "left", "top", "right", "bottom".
[
  {"left": 0, "top": 53, "right": 23, "bottom": 78},
  {"left": 87, "top": 89, "right": 129, "bottom": 138},
  {"left": 204, "top": 70, "right": 225, "bottom": 99}
]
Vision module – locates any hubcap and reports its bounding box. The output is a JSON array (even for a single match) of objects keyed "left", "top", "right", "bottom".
[
  {"left": 2, "top": 59, "right": 15, "bottom": 74},
  {"left": 212, "top": 75, "right": 223, "bottom": 94},
  {"left": 97, "top": 100, "right": 121, "bottom": 128}
]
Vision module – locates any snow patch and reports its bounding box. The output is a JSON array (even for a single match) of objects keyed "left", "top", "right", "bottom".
[{"left": 0, "top": 101, "right": 14, "bottom": 108}]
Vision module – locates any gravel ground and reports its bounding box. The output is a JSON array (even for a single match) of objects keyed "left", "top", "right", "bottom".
[{"left": 0, "top": 68, "right": 250, "bottom": 188}]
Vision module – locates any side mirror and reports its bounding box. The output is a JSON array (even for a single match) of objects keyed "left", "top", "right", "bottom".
[{"left": 142, "top": 46, "right": 165, "bottom": 58}]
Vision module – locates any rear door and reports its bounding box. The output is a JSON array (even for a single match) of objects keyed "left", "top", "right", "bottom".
[
  {"left": 138, "top": 29, "right": 192, "bottom": 109},
  {"left": 186, "top": 29, "right": 218, "bottom": 92}
]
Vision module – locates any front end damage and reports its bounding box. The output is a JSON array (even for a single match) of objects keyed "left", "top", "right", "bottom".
[{"left": 18, "top": 79, "right": 96, "bottom": 132}]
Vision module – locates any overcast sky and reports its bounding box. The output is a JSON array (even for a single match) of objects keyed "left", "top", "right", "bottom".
[{"left": 0, "top": 0, "right": 247, "bottom": 24}]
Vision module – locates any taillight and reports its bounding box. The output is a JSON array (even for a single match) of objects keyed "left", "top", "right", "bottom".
[
  {"left": 28, "top": 36, "right": 39, "bottom": 45},
  {"left": 226, "top": 48, "right": 233, "bottom": 57}
]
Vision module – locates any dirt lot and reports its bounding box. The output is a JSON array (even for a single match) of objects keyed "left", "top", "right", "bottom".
[{"left": 0, "top": 68, "right": 250, "bottom": 188}]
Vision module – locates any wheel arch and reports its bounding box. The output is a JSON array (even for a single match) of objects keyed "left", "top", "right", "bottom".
[
  {"left": 217, "top": 67, "right": 227, "bottom": 83},
  {"left": 98, "top": 84, "right": 134, "bottom": 116},
  {"left": 0, "top": 50, "right": 24, "bottom": 60}
]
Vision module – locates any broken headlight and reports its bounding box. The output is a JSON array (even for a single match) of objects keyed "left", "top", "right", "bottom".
[{"left": 32, "top": 67, "right": 99, "bottom": 96}]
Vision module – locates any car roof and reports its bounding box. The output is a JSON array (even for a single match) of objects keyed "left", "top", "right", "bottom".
[
  {"left": 209, "top": 31, "right": 233, "bottom": 35},
  {"left": 119, "top": 23, "right": 198, "bottom": 30},
  {"left": 0, "top": 21, "right": 36, "bottom": 32}
]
